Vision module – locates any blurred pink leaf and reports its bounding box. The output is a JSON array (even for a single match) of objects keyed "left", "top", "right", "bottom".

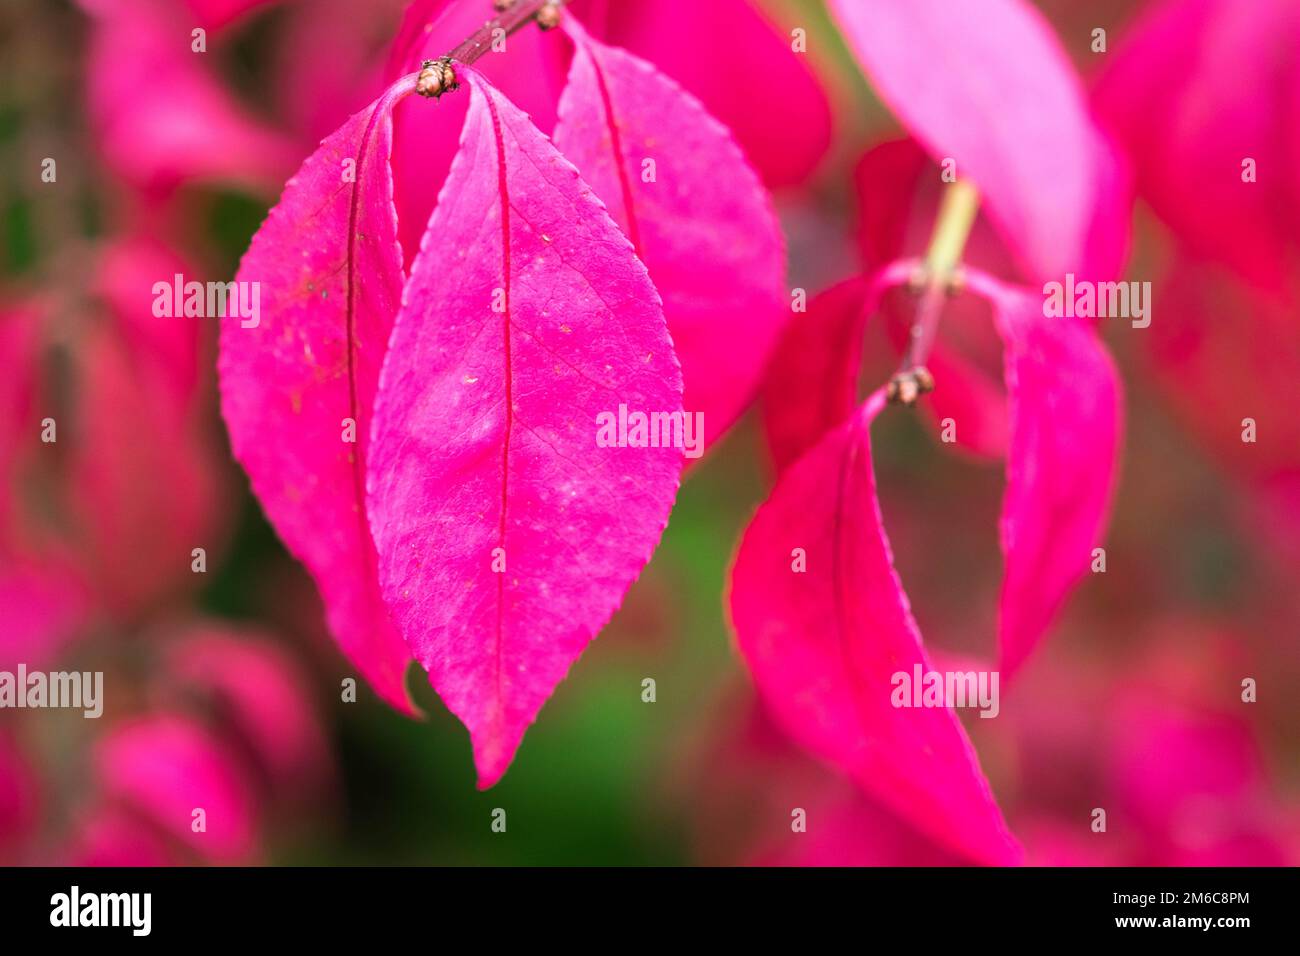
[
  {"left": 0, "top": 563, "right": 91, "bottom": 671},
  {"left": 1094, "top": 0, "right": 1300, "bottom": 292},
  {"left": 366, "top": 73, "right": 682, "bottom": 788},
  {"left": 68, "top": 810, "right": 178, "bottom": 867},
  {"left": 988, "top": 287, "right": 1121, "bottom": 678},
  {"left": 165, "top": 626, "right": 331, "bottom": 795},
  {"left": 219, "top": 78, "right": 417, "bottom": 713},
  {"left": 273, "top": 0, "right": 409, "bottom": 145},
  {"left": 761, "top": 276, "right": 871, "bottom": 474},
  {"left": 0, "top": 306, "right": 94, "bottom": 661},
  {"left": 70, "top": 325, "right": 222, "bottom": 614},
  {"left": 755, "top": 793, "right": 971, "bottom": 867},
  {"left": 385, "top": 0, "right": 458, "bottom": 79},
  {"left": 555, "top": 18, "right": 786, "bottom": 452},
  {"left": 730, "top": 389, "right": 1020, "bottom": 865},
  {"left": 78, "top": 0, "right": 297, "bottom": 195},
  {"left": 1146, "top": 262, "right": 1300, "bottom": 473},
  {"left": 687, "top": 692, "right": 972, "bottom": 865},
  {"left": 0, "top": 732, "right": 39, "bottom": 862},
  {"left": 0, "top": 304, "right": 49, "bottom": 547},
  {"left": 829, "top": 0, "right": 1126, "bottom": 282},
  {"left": 1102, "top": 650, "right": 1294, "bottom": 868},
  {"left": 923, "top": 343, "right": 1011, "bottom": 460},
  {"left": 95, "top": 715, "right": 258, "bottom": 863},
  {"left": 1094, "top": 0, "right": 1300, "bottom": 562},
  {"left": 567, "top": 0, "right": 833, "bottom": 189},
  {"left": 96, "top": 236, "right": 204, "bottom": 409},
  {"left": 183, "top": 0, "right": 280, "bottom": 31}
]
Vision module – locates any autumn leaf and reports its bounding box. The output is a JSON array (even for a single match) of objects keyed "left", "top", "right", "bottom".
[
  {"left": 218, "top": 76, "right": 416, "bottom": 713},
  {"left": 731, "top": 388, "right": 1021, "bottom": 865},
  {"left": 366, "top": 71, "right": 683, "bottom": 787},
  {"left": 555, "top": 16, "right": 786, "bottom": 453}
]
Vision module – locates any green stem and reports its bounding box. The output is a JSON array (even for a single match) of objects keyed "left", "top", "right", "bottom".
[{"left": 890, "top": 180, "right": 980, "bottom": 402}]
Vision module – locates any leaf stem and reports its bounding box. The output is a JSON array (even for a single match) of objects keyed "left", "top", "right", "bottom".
[
  {"left": 416, "top": 1, "right": 566, "bottom": 97},
  {"left": 450, "top": 0, "right": 564, "bottom": 63},
  {"left": 445, "top": 1, "right": 562, "bottom": 61},
  {"left": 889, "top": 179, "right": 980, "bottom": 405}
]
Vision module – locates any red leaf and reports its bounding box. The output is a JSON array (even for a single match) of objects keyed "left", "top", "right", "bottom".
[
  {"left": 366, "top": 73, "right": 683, "bottom": 787},
  {"left": 218, "top": 77, "right": 417, "bottom": 713},
  {"left": 731, "top": 389, "right": 1021, "bottom": 865}
]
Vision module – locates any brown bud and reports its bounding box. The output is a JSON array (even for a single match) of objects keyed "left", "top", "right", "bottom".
[
  {"left": 493, "top": 0, "right": 513, "bottom": 10},
  {"left": 886, "top": 368, "right": 935, "bottom": 407},
  {"left": 416, "top": 57, "right": 458, "bottom": 98},
  {"left": 536, "top": 2, "right": 562, "bottom": 30}
]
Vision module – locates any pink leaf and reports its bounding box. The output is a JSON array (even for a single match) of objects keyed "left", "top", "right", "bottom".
[
  {"left": 272, "top": 0, "right": 411, "bottom": 145},
  {"left": 1136, "top": 259, "right": 1300, "bottom": 481},
  {"left": 555, "top": 18, "right": 786, "bottom": 451},
  {"left": 566, "top": 0, "right": 834, "bottom": 189},
  {"left": 1093, "top": 0, "right": 1300, "bottom": 292},
  {"left": 164, "top": 626, "right": 331, "bottom": 794},
  {"left": 917, "top": 334, "right": 1012, "bottom": 462},
  {"left": 69, "top": 324, "right": 222, "bottom": 615},
  {"left": 386, "top": 0, "right": 564, "bottom": 269},
  {"left": 0, "top": 306, "right": 94, "bottom": 654},
  {"left": 67, "top": 810, "right": 178, "bottom": 867},
  {"left": 987, "top": 287, "right": 1122, "bottom": 677},
  {"left": 0, "top": 732, "right": 38, "bottom": 861},
  {"left": 755, "top": 794, "right": 971, "bottom": 867},
  {"left": 730, "top": 389, "right": 1020, "bottom": 865},
  {"left": 183, "top": 0, "right": 279, "bottom": 32},
  {"left": 828, "top": 0, "right": 1124, "bottom": 282},
  {"left": 95, "top": 236, "right": 203, "bottom": 410},
  {"left": 0, "top": 563, "right": 90, "bottom": 672},
  {"left": 0, "top": 303, "right": 49, "bottom": 546},
  {"left": 384, "top": 0, "right": 458, "bottom": 80},
  {"left": 366, "top": 72, "right": 683, "bottom": 788},
  {"left": 77, "top": 0, "right": 297, "bottom": 195},
  {"left": 761, "top": 277, "right": 870, "bottom": 474},
  {"left": 218, "top": 77, "right": 417, "bottom": 713},
  {"left": 95, "top": 715, "right": 257, "bottom": 864}
]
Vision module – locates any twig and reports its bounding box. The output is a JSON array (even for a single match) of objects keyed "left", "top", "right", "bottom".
[{"left": 417, "top": 0, "right": 567, "bottom": 96}]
